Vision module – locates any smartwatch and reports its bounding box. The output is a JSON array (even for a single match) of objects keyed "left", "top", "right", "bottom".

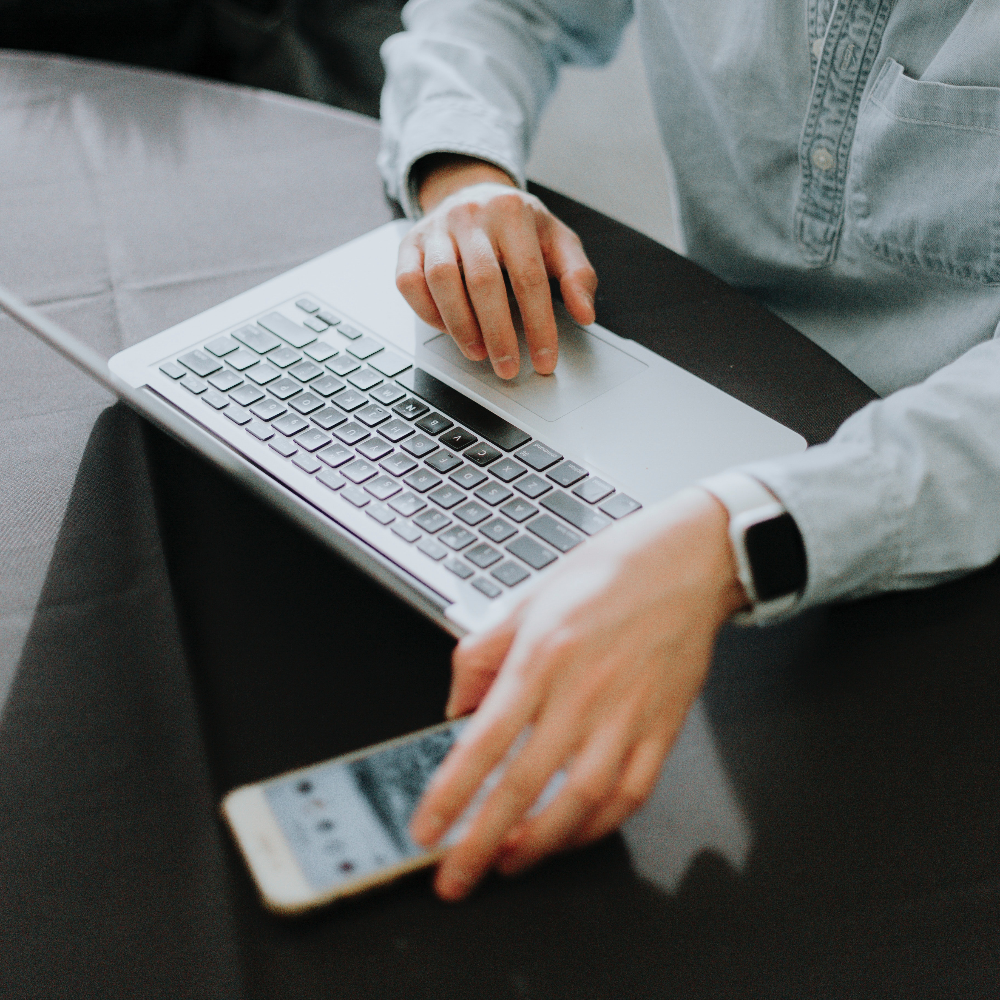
[{"left": 699, "top": 471, "right": 808, "bottom": 624}]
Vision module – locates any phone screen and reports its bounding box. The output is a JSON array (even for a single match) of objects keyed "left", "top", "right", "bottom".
[{"left": 265, "top": 720, "right": 467, "bottom": 891}]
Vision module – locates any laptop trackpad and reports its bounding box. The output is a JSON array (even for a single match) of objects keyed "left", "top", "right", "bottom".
[{"left": 420, "top": 313, "right": 646, "bottom": 422}]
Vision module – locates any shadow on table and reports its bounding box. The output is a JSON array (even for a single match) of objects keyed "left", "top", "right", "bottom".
[{"left": 7, "top": 402, "right": 1000, "bottom": 998}]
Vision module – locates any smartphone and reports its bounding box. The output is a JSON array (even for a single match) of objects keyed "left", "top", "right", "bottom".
[{"left": 221, "top": 718, "right": 564, "bottom": 915}]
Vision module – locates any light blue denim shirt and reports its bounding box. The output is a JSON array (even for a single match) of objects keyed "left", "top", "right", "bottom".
[{"left": 379, "top": 0, "right": 1000, "bottom": 610}]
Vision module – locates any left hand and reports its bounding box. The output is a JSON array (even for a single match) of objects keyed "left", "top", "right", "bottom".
[{"left": 409, "top": 487, "right": 748, "bottom": 901}]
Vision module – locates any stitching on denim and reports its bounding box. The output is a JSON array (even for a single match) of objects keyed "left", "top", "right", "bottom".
[{"left": 868, "top": 96, "right": 1000, "bottom": 136}]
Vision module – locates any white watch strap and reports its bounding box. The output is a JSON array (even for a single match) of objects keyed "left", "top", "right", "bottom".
[{"left": 698, "top": 471, "right": 800, "bottom": 625}]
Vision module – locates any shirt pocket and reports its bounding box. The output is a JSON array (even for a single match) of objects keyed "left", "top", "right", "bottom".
[{"left": 846, "top": 58, "right": 1000, "bottom": 286}]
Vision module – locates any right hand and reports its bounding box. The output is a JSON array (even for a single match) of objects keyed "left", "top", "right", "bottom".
[{"left": 396, "top": 156, "right": 598, "bottom": 380}]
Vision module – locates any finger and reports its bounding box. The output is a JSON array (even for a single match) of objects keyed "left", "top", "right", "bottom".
[
  {"left": 570, "top": 733, "right": 667, "bottom": 848},
  {"left": 452, "top": 225, "right": 520, "bottom": 379},
  {"left": 422, "top": 230, "right": 489, "bottom": 361},
  {"left": 446, "top": 614, "right": 521, "bottom": 720},
  {"left": 540, "top": 220, "right": 597, "bottom": 326},
  {"left": 495, "top": 214, "right": 558, "bottom": 375},
  {"left": 409, "top": 664, "right": 540, "bottom": 850},
  {"left": 495, "top": 713, "right": 634, "bottom": 876},
  {"left": 432, "top": 700, "right": 585, "bottom": 900},
  {"left": 395, "top": 236, "right": 445, "bottom": 331}
]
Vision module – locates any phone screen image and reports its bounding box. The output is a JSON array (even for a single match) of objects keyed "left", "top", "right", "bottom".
[{"left": 264, "top": 720, "right": 467, "bottom": 891}]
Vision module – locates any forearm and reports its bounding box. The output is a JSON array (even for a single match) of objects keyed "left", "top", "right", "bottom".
[{"left": 738, "top": 334, "right": 1000, "bottom": 608}]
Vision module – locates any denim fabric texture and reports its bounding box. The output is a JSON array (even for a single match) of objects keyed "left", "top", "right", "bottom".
[{"left": 379, "top": 0, "right": 1000, "bottom": 608}]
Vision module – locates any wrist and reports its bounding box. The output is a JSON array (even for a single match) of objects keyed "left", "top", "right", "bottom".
[{"left": 413, "top": 153, "right": 516, "bottom": 212}]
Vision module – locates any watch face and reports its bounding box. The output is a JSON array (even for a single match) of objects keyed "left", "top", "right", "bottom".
[{"left": 744, "top": 513, "right": 807, "bottom": 601}]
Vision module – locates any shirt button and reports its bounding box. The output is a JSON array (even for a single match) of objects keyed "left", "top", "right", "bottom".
[
  {"left": 811, "top": 146, "right": 835, "bottom": 171},
  {"left": 811, "top": 37, "right": 824, "bottom": 58}
]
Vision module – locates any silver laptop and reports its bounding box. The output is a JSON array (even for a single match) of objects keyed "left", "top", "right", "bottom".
[{"left": 3, "top": 220, "right": 805, "bottom": 636}]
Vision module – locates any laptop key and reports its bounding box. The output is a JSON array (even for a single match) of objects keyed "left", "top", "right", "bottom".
[
  {"left": 445, "top": 558, "right": 475, "bottom": 580},
  {"left": 480, "top": 518, "right": 518, "bottom": 543},
  {"left": 515, "top": 441, "right": 563, "bottom": 472},
  {"left": 246, "top": 363, "right": 281, "bottom": 385},
  {"left": 341, "top": 485, "right": 370, "bottom": 508},
  {"left": 230, "top": 383, "right": 264, "bottom": 406},
  {"left": 311, "top": 407, "right": 347, "bottom": 431},
  {"left": 466, "top": 543, "right": 502, "bottom": 569},
  {"left": 369, "top": 352, "right": 412, "bottom": 378},
  {"left": 333, "top": 422, "right": 369, "bottom": 446},
  {"left": 336, "top": 322, "right": 362, "bottom": 340},
  {"left": 416, "top": 412, "right": 453, "bottom": 435},
  {"left": 393, "top": 397, "right": 430, "bottom": 420},
  {"left": 527, "top": 515, "right": 582, "bottom": 553},
  {"left": 425, "top": 449, "right": 463, "bottom": 474},
  {"left": 540, "top": 491, "right": 613, "bottom": 536},
  {"left": 454, "top": 500, "right": 491, "bottom": 526},
  {"left": 269, "top": 377, "right": 302, "bottom": 400},
  {"left": 439, "top": 525, "right": 476, "bottom": 551},
  {"left": 464, "top": 442, "right": 502, "bottom": 467},
  {"left": 439, "top": 428, "right": 478, "bottom": 452},
  {"left": 159, "top": 361, "right": 185, "bottom": 379},
  {"left": 429, "top": 485, "right": 465, "bottom": 509},
  {"left": 224, "top": 405, "right": 252, "bottom": 426},
  {"left": 347, "top": 337, "right": 384, "bottom": 360},
  {"left": 500, "top": 498, "right": 538, "bottom": 523},
  {"left": 295, "top": 428, "right": 331, "bottom": 452},
  {"left": 258, "top": 312, "right": 315, "bottom": 349},
  {"left": 491, "top": 561, "right": 531, "bottom": 588},
  {"left": 474, "top": 482, "right": 514, "bottom": 506},
  {"left": 366, "top": 502, "right": 396, "bottom": 526},
  {"left": 414, "top": 509, "right": 450, "bottom": 533},
  {"left": 449, "top": 465, "right": 488, "bottom": 489},
  {"left": 327, "top": 355, "right": 362, "bottom": 376},
  {"left": 404, "top": 468, "right": 443, "bottom": 493},
  {"left": 304, "top": 316, "right": 329, "bottom": 333},
  {"left": 273, "top": 413, "right": 309, "bottom": 437},
  {"left": 208, "top": 369, "right": 243, "bottom": 392},
  {"left": 514, "top": 474, "right": 552, "bottom": 499},
  {"left": 202, "top": 389, "right": 229, "bottom": 410},
  {"left": 268, "top": 347, "right": 301, "bottom": 368},
  {"left": 573, "top": 477, "right": 615, "bottom": 503},
  {"left": 179, "top": 349, "right": 223, "bottom": 377},
  {"left": 365, "top": 475, "right": 402, "bottom": 501},
  {"left": 304, "top": 341, "right": 338, "bottom": 363},
  {"left": 333, "top": 388, "right": 367, "bottom": 412},
  {"left": 506, "top": 535, "right": 557, "bottom": 570},
  {"left": 378, "top": 418, "right": 414, "bottom": 443},
  {"left": 311, "top": 374, "right": 345, "bottom": 397},
  {"left": 246, "top": 420, "right": 274, "bottom": 441},
  {"left": 292, "top": 452, "right": 322, "bottom": 474},
  {"left": 233, "top": 324, "right": 280, "bottom": 354},
  {"left": 417, "top": 537, "right": 447, "bottom": 561},
  {"left": 180, "top": 374, "right": 207, "bottom": 394},
  {"left": 289, "top": 392, "right": 324, "bottom": 415},
  {"left": 204, "top": 335, "right": 239, "bottom": 357},
  {"left": 401, "top": 433, "right": 437, "bottom": 458},
  {"left": 599, "top": 494, "right": 642, "bottom": 519},
  {"left": 380, "top": 452, "right": 417, "bottom": 477},
  {"left": 318, "top": 442, "right": 353, "bottom": 467},
  {"left": 225, "top": 348, "right": 260, "bottom": 371},
  {"left": 316, "top": 468, "right": 346, "bottom": 491},
  {"left": 290, "top": 360, "right": 323, "bottom": 382},
  {"left": 472, "top": 577, "right": 502, "bottom": 599},
  {"left": 391, "top": 520, "right": 421, "bottom": 543},
  {"left": 357, "top": 436, "right": 393, "bottom": 461},
  {"left": 356, "top": 403, "right": 391, "bottom": 427},
  {"left": 250, "top": 398, "right": 286, "bottom": 421},
  {"left": 296, "top": 298, "right": 320, "bottom": 314},
  {"left": 342, "top": 458, "right": 378, "bottom": 484},
  {"left": 547, "top": 461, "right": 588, "bottom": 487},
  {"left": 369, "top": 382, "right": 407, "bottom": 406},
  {"left": 489, "top": 457, "right": 526, "bottom": 482},
  {"left": 347, "top": 367, "right": 383, "bottom": 391},
  {"left": 389, "top": 492, "right": 426, "bottom": 517},
  {"left": 269, "top": 437, "right": 298, "bottom": 458}
]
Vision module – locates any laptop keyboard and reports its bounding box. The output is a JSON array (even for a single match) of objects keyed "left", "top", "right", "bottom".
[{"left": 157, "top": 296, "right": 642, "bottom": 599}]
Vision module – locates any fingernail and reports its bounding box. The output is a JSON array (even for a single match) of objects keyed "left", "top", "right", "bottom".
[
  {"left": 494, "top": 355, "right": 519, "bottom": 379},
  {"left": 463, "top": 342, "right": 488, "bottom": 361},
  {"left": 438, "top": 868, "right": 474, "bottom": 901}
]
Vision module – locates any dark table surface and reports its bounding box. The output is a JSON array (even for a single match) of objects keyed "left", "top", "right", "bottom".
[{"left": 3, "top": 50, "right": 999, "bottom": 1000}]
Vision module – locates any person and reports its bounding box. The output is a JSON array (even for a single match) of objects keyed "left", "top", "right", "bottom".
[{"left": 376, "top": 0, "right": 1000, "bottom": 900}]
